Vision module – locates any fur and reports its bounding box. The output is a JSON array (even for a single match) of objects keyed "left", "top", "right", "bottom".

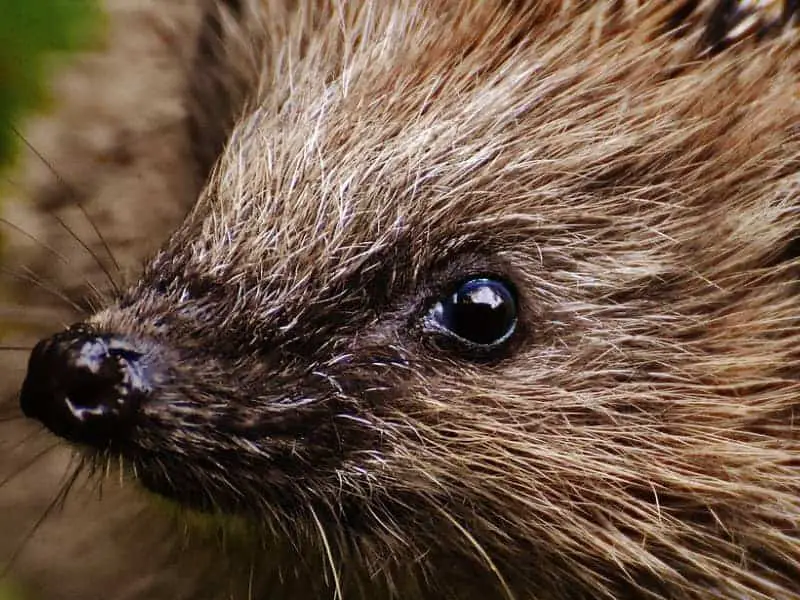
[{"left": 25, "top": 1, "right": 800, "bottom": 598}]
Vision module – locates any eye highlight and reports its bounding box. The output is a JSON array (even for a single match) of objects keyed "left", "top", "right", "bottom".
[{"left": 425, "top": 277, "right": 518, "bottom": 349}]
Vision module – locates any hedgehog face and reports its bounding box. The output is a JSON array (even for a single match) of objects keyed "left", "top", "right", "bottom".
[{"left": 19, "top": 1, "right": 800, "bottom": 598}]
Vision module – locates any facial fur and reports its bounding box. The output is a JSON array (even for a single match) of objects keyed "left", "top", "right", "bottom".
[{"left": 21, "top": 1, "right": 800, "bottom": 599}]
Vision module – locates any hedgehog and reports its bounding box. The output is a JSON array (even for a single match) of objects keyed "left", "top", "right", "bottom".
[{"left": 13, "top": 1, "right": 800, "bottom": 598}]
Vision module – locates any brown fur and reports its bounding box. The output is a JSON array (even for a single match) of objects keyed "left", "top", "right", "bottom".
[{"left": 21, "top": 1, "right": 800, "bottom": 598}]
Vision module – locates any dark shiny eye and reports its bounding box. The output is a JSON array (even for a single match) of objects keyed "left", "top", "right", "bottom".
[{"left": 426, "top": 278, "right": 517, "bottom": 347}]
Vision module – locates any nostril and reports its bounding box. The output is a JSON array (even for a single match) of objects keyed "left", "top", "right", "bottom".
[{"left": 19, "top": 326, "right": 150, "bottom": 448}]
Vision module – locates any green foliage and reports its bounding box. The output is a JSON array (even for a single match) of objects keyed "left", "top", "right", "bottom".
[{"left": 0, "top": 0, "right": 103, "bottom": 167}]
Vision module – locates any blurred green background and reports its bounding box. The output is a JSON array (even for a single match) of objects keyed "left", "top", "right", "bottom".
[
  {"left": 0, "top": 581, "right": 26, "bottom": 600},
  {"left": 0, "top": 2, "right": 102, "bottom": 598},
  {"left": 0, "top": 0, "right": 103, "bottom": 168}
]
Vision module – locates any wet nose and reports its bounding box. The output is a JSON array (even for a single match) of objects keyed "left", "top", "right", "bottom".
[{"left": 19, "top": 326, "right": 150, "bottom": 447}]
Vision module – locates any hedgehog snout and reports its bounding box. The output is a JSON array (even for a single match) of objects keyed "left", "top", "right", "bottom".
[{"left": 19, "top": 326, "right": 152, "bottom": 449}]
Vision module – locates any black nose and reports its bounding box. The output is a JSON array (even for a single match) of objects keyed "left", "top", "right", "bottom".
[{"left": 19, "top": 326, "right": 150, "bottom": 448}]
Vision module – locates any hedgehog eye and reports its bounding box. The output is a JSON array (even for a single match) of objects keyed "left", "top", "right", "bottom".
[{"left": 425, "top": 278, "right": 517, "bottom": 348}]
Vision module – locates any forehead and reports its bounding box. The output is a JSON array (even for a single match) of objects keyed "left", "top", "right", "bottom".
[
  {"left": 163, "top": 0, "right": 797, "bottom": 299},
  {"left": 180, "top": 112, "right": 518, "bottom": 290},
  {"left": 186, "top": 67, "right": 580, "bottom": 272}
]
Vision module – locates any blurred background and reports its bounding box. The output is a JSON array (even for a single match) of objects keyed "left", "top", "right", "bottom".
[{"left": 0, "top": 1, "right": 217, "bottom": 598}]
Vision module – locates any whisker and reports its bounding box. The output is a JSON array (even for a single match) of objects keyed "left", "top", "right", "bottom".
[
  {"left": 76, "top": 201, "right": 122, "bottom": 277},
  {"left": 0, "top": 303, "right": 78, "bottom": 330},
  {"left": 247, "top": 562, "right": 256, "bottom": 600},
  {"left": 0, "top": 441, "right": 60, "bottom": 490},
  {"left": 1, "top": 390, "right": 27, "bottom": 427},
  {"left": 51, "top": 212, "right": 121, "bottom": 297},
  {"left": 0, "top": 216, "right": 111, "bottom": 311},
  {"left": 76, "top": 279, "right": 108, "bottom": 315},
  {"left": 58, "top": 456, "right": 89, "bottom": 511},
  {"left": 434, "top": 505, "right": 517, "bottom": 600},
  {"left": 1, "top": 459, "right": 83, "bottom": 576},
  {"left": 11, "top": 126, "right": 122, "bottom": 295},
  {"left": 0, "top": 397, "right": 24, "bottom": 423},
  {"left": 309, "top": 505, "right": 343, "bottom": 600},
  {"left": 1, "top": 423, "right": 49, "bottom": 455},
  {"left": 0, "top": 414, "right": 26, "bottom": 424},
  {"left": 1, "top": 266, "right": 85, "bottom": 314},
  {"left": 0, "top": 217, "right": 70, "bottom": 264}
]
